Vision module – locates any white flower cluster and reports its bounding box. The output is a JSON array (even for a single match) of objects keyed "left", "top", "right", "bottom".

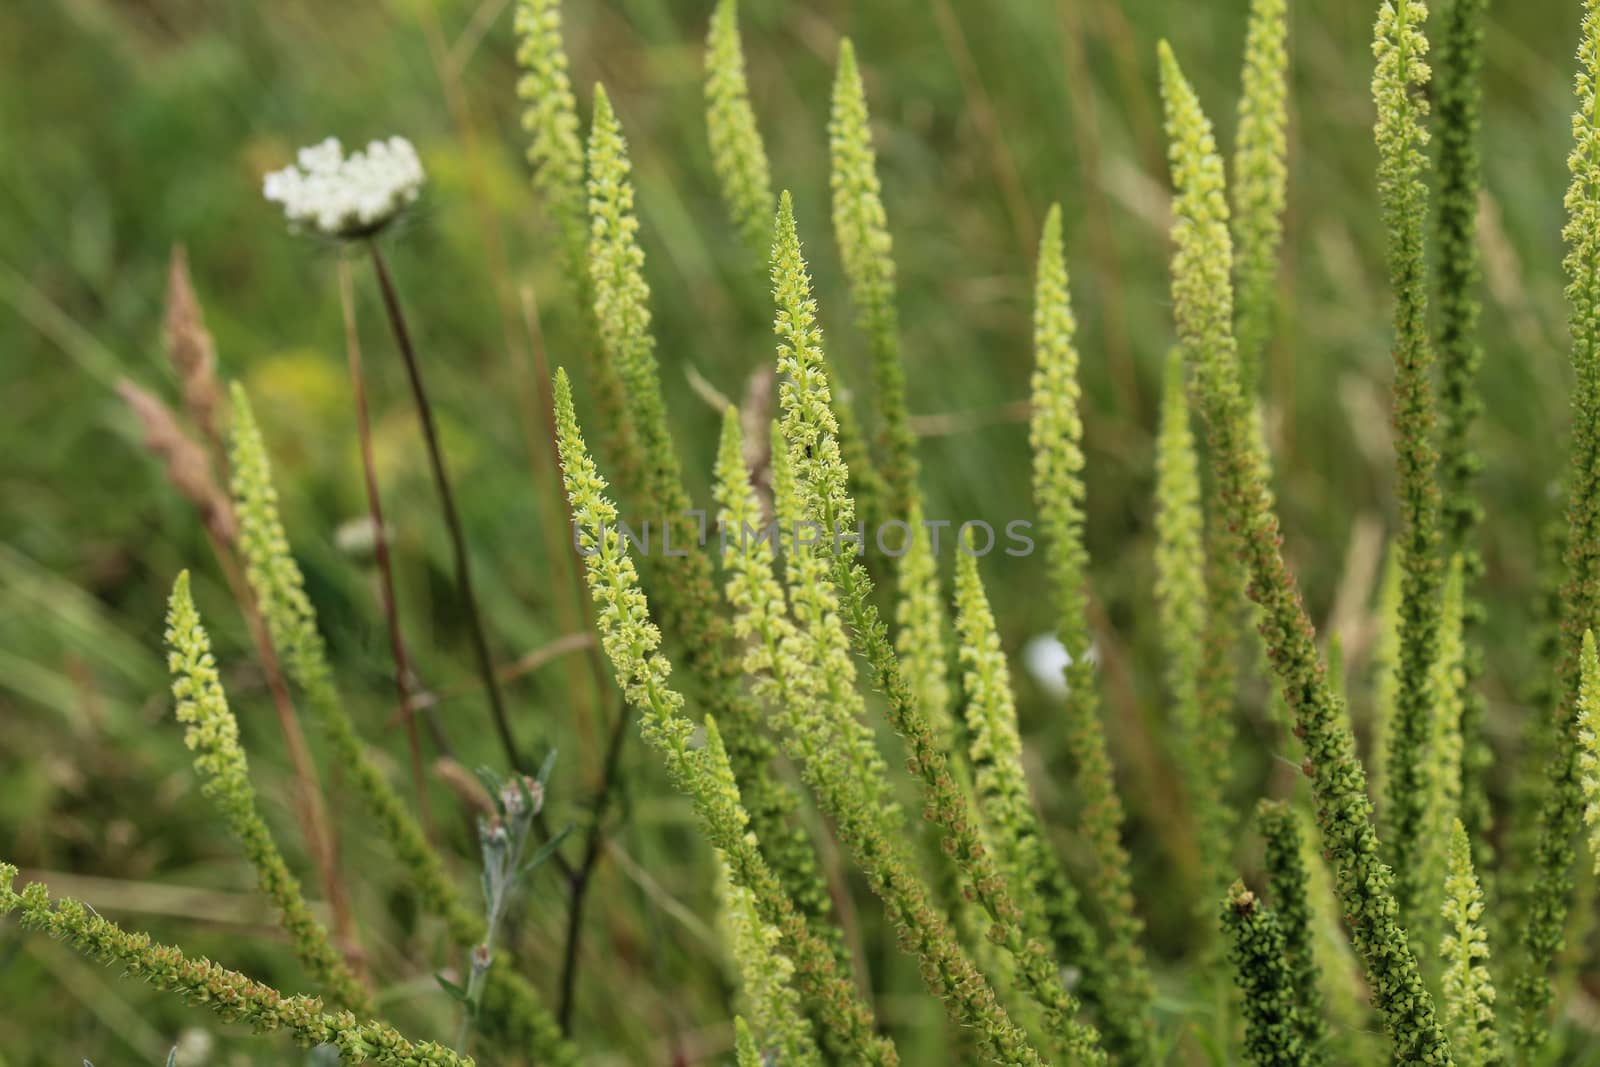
[{"left": 262, "top": 136, "right": 425, "bottom": 237}]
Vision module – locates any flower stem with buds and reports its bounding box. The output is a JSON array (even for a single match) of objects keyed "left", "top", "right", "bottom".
[{"left": 452, "top": 770, "right": 554, "bottom": 1054}]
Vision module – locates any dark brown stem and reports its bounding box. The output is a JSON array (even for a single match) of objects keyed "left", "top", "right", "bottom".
[
  {"left": 338, "top": 258, "right": 433, "bottom": 829},
  {"left": 557, "top": 694, "right": 630, "bottom": 1033},
  {"left": 368, "top": 242, "right": 523, "bottom": 773}
]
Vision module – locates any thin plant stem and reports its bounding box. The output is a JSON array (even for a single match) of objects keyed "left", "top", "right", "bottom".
[
  {"left": 337, "top": 257, "right": 432, "bottom": 830},
  {"left": 367, "top": 241, "right": 523, "bottom": 773},
  {"left": 415, "top": 2, "right": 595, "bottom": 775}
]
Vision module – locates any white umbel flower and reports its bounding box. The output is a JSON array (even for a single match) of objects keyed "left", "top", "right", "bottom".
[{"left": 262, "top": 136, "right": 425, "bottom": 238}]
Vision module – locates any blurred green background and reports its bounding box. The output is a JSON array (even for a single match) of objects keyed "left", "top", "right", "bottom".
[{"left": 0, "top": 0, "right": 1588, "bottom": 1062}]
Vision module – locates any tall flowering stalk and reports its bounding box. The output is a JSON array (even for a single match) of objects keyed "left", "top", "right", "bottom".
[
  {"left": 830, "top": 38, "right": 919, "bottom": 523},
  {"left": 1371, "top": 0, "right": 1445, "bottom": 926},
  {"left": 951, "top": 547, "right": 1113, "bottom": 1045},
  {"left": 1156, "top": 345, "right": 1234, "bottom": 907},
  {"left": 1221, "top": 882, "right": 1316, "bottom": 1067},
  {"left": 1434, "top": 0, "right": 1493, "bottom": 872},
  {"left": 515, "top": 0, "right": 586, "bottom": 267},
  {"left": 1257, "top": 801, "right": 1328, "bottom": 1064},
  {"left": 1028, "top": 203, "right": 1156, "bottom": 1059},
  {"left": 1158, "top": 41, "right": 1452, "bottom": 1062},
  {"left": 1441, "top": 820, "right": 1501, "bottom": 1067},
  {"left": 584, "top": 87, "right": 841, "bottom": 961},
  {"left": 227, "top": 387, "right": 576, "bottom": 1062},
  {"left": 0, "top": 867, "right": 470, "bottom": 1067},
  {"left": 133, "top": 259, "right": 356, "bottom": 949},
  {"left": 705, "top": 0, "right": 775, "bottom": 262},
  {"left": 164, "top": 572, "right": 370, "bottom": 1015},
  {"left": 515, "top": 0, "right": 640, "bottom": 487},
  {"left": 552, "top": 368, "right": 897, "bottom": 1066},
  {"left": 700, "top": 3, "right": 890, "bottom": 535},
  {"left": 717, "top": 409, "right": 1044, "bottom": 1065},
  {"left": 1514, "top": 2, "right": 1600, "bottom": 1045},
  {"left": 1230, "top": 0, "right": 1290, "bottom": 390},
  {"left": 1201, "top": 0, "right": 1291, "bottom": 761},
  {"left": 770, "top": 192, "right": 1104, "bottom": 1064},
  {"left": 826, "top": 38, "right": 968, "bottom": 921}
]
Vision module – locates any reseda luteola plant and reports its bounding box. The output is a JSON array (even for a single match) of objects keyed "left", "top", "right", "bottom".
[{"left": 16, "top": 0, "right": 1600, "bottom": 1063}]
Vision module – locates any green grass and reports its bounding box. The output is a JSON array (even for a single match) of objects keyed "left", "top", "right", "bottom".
[{"left": 0, "top": 0, "right": 1589, "bottom": 1062}]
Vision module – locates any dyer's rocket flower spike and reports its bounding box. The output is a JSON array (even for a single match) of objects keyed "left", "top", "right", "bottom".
[
  {"left": 1158, "top": 39, "right": 1452, "bottom": 1063},
  {"left": 1441, "top": 820, "right": 1501, "bottom": 1067},
  {"left": 0, "top": 865, "right": 469, "bottom": 1067},
  {"left": 164, "top": 572, "right": 370, "bottom": 1015},
  {"left": 1514, "top": 0, "right": 1600, "bottom": 1047},
  {"left": 553, "top": 367, "right": 897, "bottom": 1066},
  {"left": 263, "top": 136, "right": 424, "bottom": 238},
  {"left": 705, "top": 0, "right": 776, "bottom": 261},
  {"left": 1221, "top": 882, "right": 1316, "bottom": 1067}
]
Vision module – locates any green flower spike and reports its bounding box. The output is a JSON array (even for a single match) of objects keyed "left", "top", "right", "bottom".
[
  {"left": 894, "top": 497, "right": 957, "bottom": 759},
  {"left": 952, "top": 546, "right": 1110, "bottom": 1034},
  {"left": 1221, "top": 882, "right": 1316, "bottom": 1067},
  {"left": 1435, "top": 0, "right": 1493, "bottom": 875},
  {"left": 165, "top": 572, "right": 369, "bottom": 1015},
  {"left": 830, "top": 38, "right": 919, "bottom": 523},
  {"left": 1514, "top": 2, "right": 1600, "bottom": 1045},
  {"left": 1156, "top": 345, "right": 1235, "bottom": 908},
  {"left": 515, "top": 0, "right": 586, "bottom": 267},
  {"left": 1372, "top": 0, "right": 1446, "bottom": 929},
  {"left": 734, "top": 1017, "right": 763, "bottom": 1067},
  {"left": 230, "top": 387, "right": 482, "bottom": 949},
  {"left": 1230, "top": 0, "right": 1290, "bottom": 390},
  {"left": 554, "top": 367, "right": 897, "bottom": 1067},
  {"left": 1158, "top": 40, "right": 1452, "bottom": 1063},
  {"left": 515, "top": 0, "right": 640, "bottom": 489},
  {"left": 705, "top": 0, "right": 775, "bottom": 261},
  {"left": 1, "top": 866, "right": 469, "bottom": 1066},
  {"left": 1028, "top": 202, "right": 1157, "bottom": 1061},
  {"left": 721, "top": 410, "right": 899, "bottom": 832},
  {"left": 1441, "top": 820, "right": 1501, "bottom": 1067},
  {"left": 1416, "top": 555, "right": 1468, "bottom": 957},
  {"left": 1257, "top": 801, "right": 1328, "bottom": 1064}
]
